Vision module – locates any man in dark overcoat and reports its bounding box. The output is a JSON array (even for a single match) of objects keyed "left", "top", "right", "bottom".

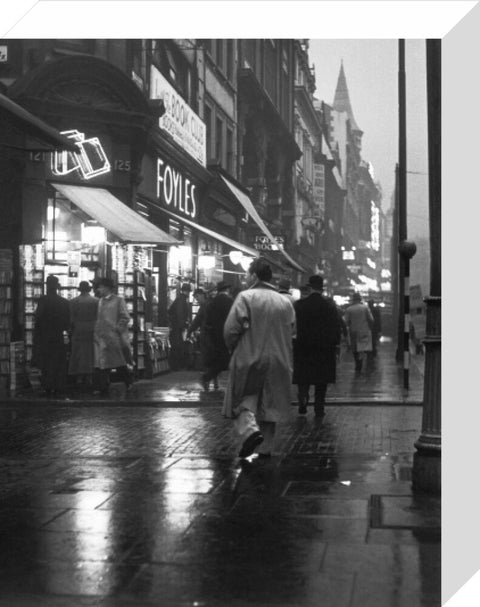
[
  {"left": 202, "top": 281, "right": 233, "bottom": 390},
  {"left": 33, "top": 274, "right": 71, "bottom": 397},
  {"left": 293, "top": 274, "right": 342, "bottom": 417}
]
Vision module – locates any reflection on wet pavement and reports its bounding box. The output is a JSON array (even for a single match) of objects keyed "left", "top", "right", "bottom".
[{"left": 0, "top": 402, "right": 439, "bottom": 606}]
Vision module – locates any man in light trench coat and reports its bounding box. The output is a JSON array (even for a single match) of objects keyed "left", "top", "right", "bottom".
[{"left": 222, "top": 257, "right": 296, "bottom": 458}]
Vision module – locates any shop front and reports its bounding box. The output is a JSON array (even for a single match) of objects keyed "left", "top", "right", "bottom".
[{"left": 3, "top": 55, "right": 180, "bottom": 387}]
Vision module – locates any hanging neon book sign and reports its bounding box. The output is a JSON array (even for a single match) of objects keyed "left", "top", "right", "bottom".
[{"left": 51, "top": 130, "right": 111, "bottom": 180}]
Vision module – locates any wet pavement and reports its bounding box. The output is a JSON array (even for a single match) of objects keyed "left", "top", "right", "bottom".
[
  {"left": 0, "top": 340, "right": 440, "bottom": 606},
  {"left": 3, "top": 338, "right": 425, "bottom": 407}
]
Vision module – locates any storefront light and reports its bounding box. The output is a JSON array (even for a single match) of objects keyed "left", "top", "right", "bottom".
[
  {"left": 229, "top": 250, "right": 243, "bottom": 265},
  {"left": 81, "top": 223, "right": 106, "bottom": 245},
  {"left": 178, "top": 245, "right": 192, "bottom": 266},
  {"left": 47, "top": 206, "right": 60, "bottom": 220},
  {"left": 198, "top": 254, "right": 216, "bottom": 270},
  {"left": 240, "top": 255, "right": 254, "bottom": 272}
]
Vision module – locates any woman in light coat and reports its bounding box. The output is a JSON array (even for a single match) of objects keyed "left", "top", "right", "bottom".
[
  {"left": 222, "top": 257, "right": 296, "bottom": 458},
  {"left": 93, "top": 277, "right": 132, "bottom": 395}
]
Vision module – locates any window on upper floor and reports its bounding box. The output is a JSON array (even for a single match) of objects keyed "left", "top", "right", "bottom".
[
  {"left": 216, "top": 117, "right": 224, "bottom": 164},
  {"left": 226, "top": 40, "right": 234, "bottom": 82},
  {"left": 226, "top": 127, "right": 234, "bottom": 174},
  {"left": 150, "top": 41, "right": 194, "bottom": 107},
  {"left": 216, "top": 40, "right": 225, "bottom": 72},
  {"left": 205, "top": 104, "right": 213, "bottom": 161}
]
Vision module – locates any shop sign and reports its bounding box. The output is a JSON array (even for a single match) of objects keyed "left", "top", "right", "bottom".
[
  {"left": 156, "top": 157, "right": 198, "bottom": 220},
  {"left": 150, "top": 66, "right": 206, "bottom": 167},
  {"left": 313, "top": 164, "right": 325, "bottom": 214},
  {"left": 51, "top": 130, "right": 111, "bottom": 180},
  {"left": 253, "top": 235, "right": 284, "bottom": 251},
  {"left": 370, "top": 201, "right": 380, "bottom": 251}
]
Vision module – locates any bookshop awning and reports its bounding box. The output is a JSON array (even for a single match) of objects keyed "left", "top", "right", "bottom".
[
  {"left": 52, "top": 183, "right": 180, "bottom": 245},
  {"left": 219, "top": 175, "right": 305, "bottom": 273},
  {"left": 157, "top": 207, "right": 259, "bottom": 258},
  {"left": 0, "top": 93, "right": 78, "bottom": 152}
]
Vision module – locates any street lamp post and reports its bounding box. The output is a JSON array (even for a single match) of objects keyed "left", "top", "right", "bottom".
[
  {"left": 412, "top": 39, "right": 441, "bottom": 494},
  {"left": 398, "top": 239, "right": 417, "bottom": 390}
]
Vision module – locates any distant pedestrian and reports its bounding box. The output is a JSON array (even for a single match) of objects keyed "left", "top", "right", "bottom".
[
  {"left": 344, "top": 292, "right": 374, "bottom": 374},
  {"left": 293, "top": 275, "right": 342, "bottom": 417},
  {"left": 223, "top": 257, "right": 296, "bottom": 458},
  {"left": 202, "top": 281, "right": 233, "bottom": 390},
  {"left": 93, "top": 277, "right": 132, "bottom": 396},
  {"left": 32, "top": 274, "right": 70, "bottom": 397},
  {"left": 367, "top": 299, "right": 382, "bottom": 357},
  {"left": 299, "top": 284, "right": 310, "bottom": 299},
  {"left": 68, "top": 281, "right": 98, "bottom": 386},
  {"left": 187, "top": 287, "right": 209, "bottom": 373},
  {"left": 167, "top": 283, "right": 192, "bottom": 370},
  {"left": 278, "top": 277, "right": 295, "bottom": 305}
]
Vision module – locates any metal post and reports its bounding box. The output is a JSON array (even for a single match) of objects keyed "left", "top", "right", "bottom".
[
  {"left": 412, "top": 39, "right": 441, "bottom": 494},
  {"left": 396, "top": 40, "right": 407, "bottom": 362},
  {"left": 398, "top": 240, "right": 416, "bottom": 389}
]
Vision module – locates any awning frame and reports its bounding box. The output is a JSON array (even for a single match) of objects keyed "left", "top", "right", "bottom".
[{"left": 51, "top": 183, "right": 180, "bottom": 246}]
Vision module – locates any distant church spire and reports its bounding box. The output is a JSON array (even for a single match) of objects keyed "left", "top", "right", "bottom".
[{"left": 333, "top": 61, "right": 362, "bottom": 133}]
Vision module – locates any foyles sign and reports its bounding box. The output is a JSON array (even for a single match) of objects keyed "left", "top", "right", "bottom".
[
  {"left": 150, "top": 66, "right": 206, "bottom": 167},
  {"left": 156, "top": 157, "right": 198, "bottom": 220}
]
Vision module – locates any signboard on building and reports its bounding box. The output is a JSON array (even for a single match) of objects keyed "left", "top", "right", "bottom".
[
  {"left": 253, "top": 235, "right": 285, "bottom": 251},
  {"left": 156, "top": 156, "right": 198, "bottom": 220},
  {"left": 313, "top": 164, "right": 325, "bottom": 215},
  {"left": 150, "top": 66, "right": 206, "bottom": 167},
  {"left": 0, "top": 46, "right": 8, "bottom": 62},
  {"left": 370, "top": 201, "right": 380, "bottom": 251}
]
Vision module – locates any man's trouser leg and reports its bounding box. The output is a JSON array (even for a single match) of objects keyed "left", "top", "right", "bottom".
[
  {"left": 297, "top": 384, "right": 309, "bottom": 414},
  {"left": 234, "top": 394, "right": 267, "bottom": 457},
  {"left": 314, "top": 383, "right": 327, "bottom": 417}
]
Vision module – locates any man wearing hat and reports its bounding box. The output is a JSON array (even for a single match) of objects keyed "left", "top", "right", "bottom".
[
  {"left": 278, "top": 277, "right": 295, "bottom": 304},
  {"left": 32, "top": 275, "right": 71, "bottom": 397},
  {"left": 202, "top": 280, "right": 233, "bottom": 390},
  {"left": 68, "top": 281, "right": 99, "bottom": 386},
  {"left": 167, "top": 282, "right": 192, "bottom": 370},
  {"left": 293, "top": 274, "right": 342, "bottom": 417}
]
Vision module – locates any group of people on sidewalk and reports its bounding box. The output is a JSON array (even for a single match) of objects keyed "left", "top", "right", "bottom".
[
  {"left": 32, "top": 275, "right": 133, "bottom": 397},
  {"left": 181, "top": 257, "right": 383, "bottom": 460}
]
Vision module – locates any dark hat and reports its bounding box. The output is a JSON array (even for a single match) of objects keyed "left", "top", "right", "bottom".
[
  {"left": 97, "top": 277, "right": 115, "bottom": 289},
  {"left": 193, "top": 287, "right": 205, "bottom": 296},
  {"left": 216, "top": 281, "right": 231, "bottom": 292},
  {"left": 46, "top": 274, "right": 59, "bottom": 286},
  {"left": 78, "top": 280, "right": 91, "bottom": 293},
  {"left": 353, "top": 292, "right": 362, "bottom": 302},
  {"left": 308, "top": 275, "right": 324, "bottom": 290},
  {"left": 181, "top": 283, "right": 192, "bottom": 292},
  {"left": 278, "top": 278, "right": 291, "bottom": 291}
]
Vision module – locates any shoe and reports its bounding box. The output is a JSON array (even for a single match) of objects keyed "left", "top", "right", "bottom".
[
  {"left": 298, "top": 401, "right": 307, "bottom": 414},
  {"left": 201, "top": 374, "right": 210, "bottom": 391},
  {"left": 314, "top": 405, "right": 325, "bottom": 418},
  {"left": 238, "top": 431, "right": 264, "bottom": 458}
]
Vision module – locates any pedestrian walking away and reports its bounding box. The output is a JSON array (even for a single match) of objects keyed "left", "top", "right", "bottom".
[
  {"left": 68, "top": 280, "right": 98, "bottom": 387},
  {"left": 202, "top": 281, "right": 233, "bottom": 391},
  {"left": 277, "top": 277, "right": 296, "bottom": 305},
  {"left": 187, "top": 287, "right": 209, "bottom": 374},
  {"left": 32, "top": 274, "right": 71, "bottom": 397},
  {"left": 293, "top": 274, "right": 342, "bottom": 417},
  {"left": 93, "top": 277, "right": 133, "bottom": 396},
  {"left": 344, "top": 292, "right": 374, "bottom": 375},
  {"left": 222, "top": 257, "right": 296, "bottom": 459},
  {"left": 167, "top": 282, "right": 191, "bottom": 371},
  {"left": 367, "top": 299, "right": 382, "bottom": 358}
]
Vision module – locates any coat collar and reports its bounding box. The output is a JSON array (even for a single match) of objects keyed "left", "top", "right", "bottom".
[{"left": 249, "top": 280, "right": 278, "bottom": 291}]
